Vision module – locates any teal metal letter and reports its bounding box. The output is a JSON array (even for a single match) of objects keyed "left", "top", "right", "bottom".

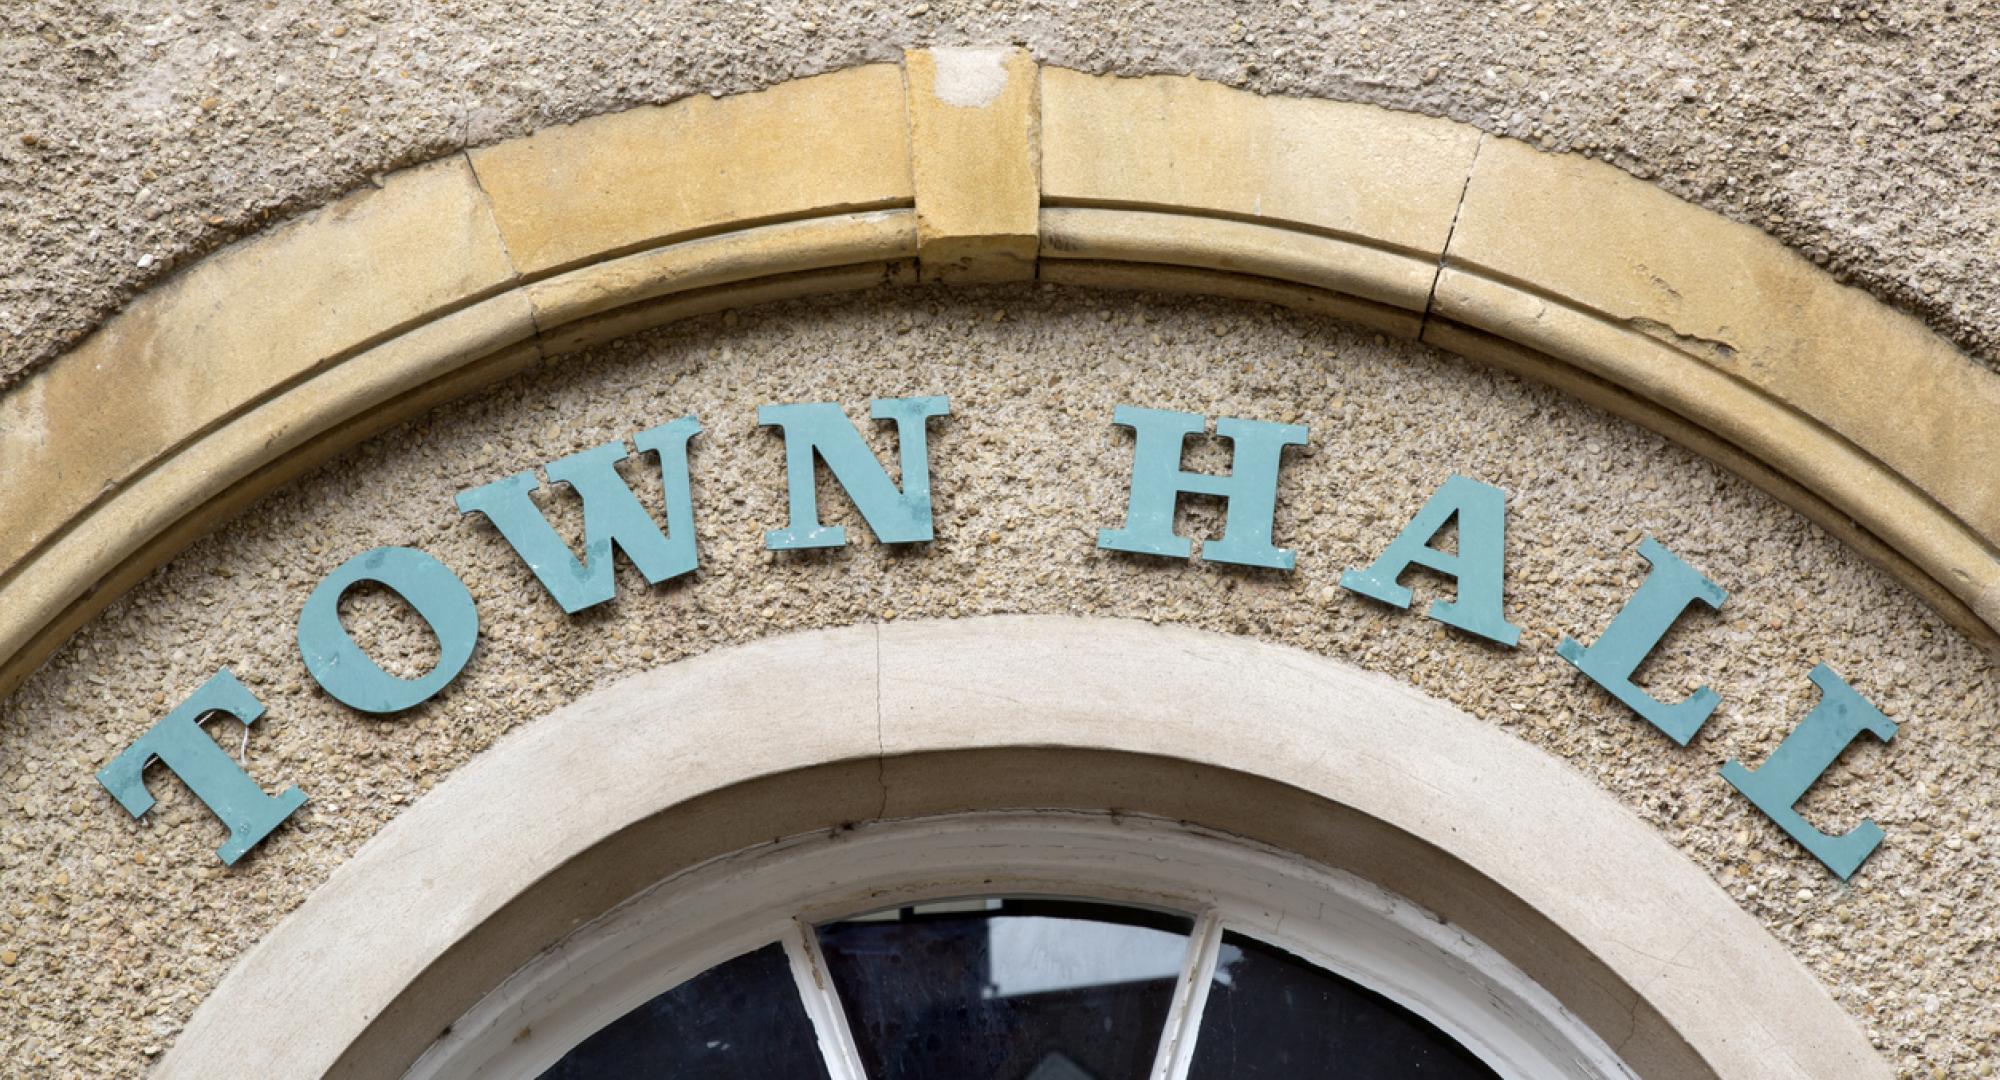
[
  {"left": 1096, "top": 406, "right": 1308, "bottom": 570},
  {"left": 454, "top": 418, "right": 702, "bottom": 612},
  {"left": 1721, "top": 664, "right": 1897, "bottom": 880},
  {"left": 1338, "top": 474, "right": 1522, "bottom": 646},
  {"left": 96, "top": 669, "right": 306, "bottom": 866},
  {"left": 760, "top": 396, "right": 950, "bottom": 549},
  {"left": 1556, "top": 536, "right": 1728, "bottom": 745},
  {"left": 298, "top": 546, "right": 479, "bottom": 714}
]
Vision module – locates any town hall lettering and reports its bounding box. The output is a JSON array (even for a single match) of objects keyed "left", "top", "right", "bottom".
[{"left": 96, "top": 397, "right": 1899, "bottom": 880}]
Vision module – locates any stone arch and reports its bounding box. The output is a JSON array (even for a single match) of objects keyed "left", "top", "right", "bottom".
[
  {"left": 3, "top": 48, "right": 1997, "bottom": 696},
  {"left": 159, "top": 616, "right": 1888, "bottom": 1079}
]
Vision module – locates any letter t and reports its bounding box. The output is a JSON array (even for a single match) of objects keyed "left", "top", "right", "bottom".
[{"left": 97, "top": 669, "right": 306, "bottom": 866}]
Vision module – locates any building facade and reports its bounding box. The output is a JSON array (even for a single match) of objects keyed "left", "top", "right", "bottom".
[{"left": 1, "top": 20, "right": 1996, "bottom": 1080}]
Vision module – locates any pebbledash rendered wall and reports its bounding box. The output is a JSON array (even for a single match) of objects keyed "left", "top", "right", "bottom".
[
  {"left": 0, "top": 22, "right": 1997, "bottom": 1080},
  {"left": 26, "top": 288, "right": 2000, "bottom": 1076}
]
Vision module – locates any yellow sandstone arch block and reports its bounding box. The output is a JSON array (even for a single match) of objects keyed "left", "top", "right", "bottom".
[
  {"left": 1038, "top": 64, "right": 1480, "bottom": 318},
  {"left": 466, "top": 64, "right": 914, "bottom": 277}
]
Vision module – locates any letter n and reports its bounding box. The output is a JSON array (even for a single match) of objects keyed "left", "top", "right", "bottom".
[{"left": 760, "top": 396, "right": 951, "bottom": 549}]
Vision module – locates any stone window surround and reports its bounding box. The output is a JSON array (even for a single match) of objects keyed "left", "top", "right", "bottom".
[{"left": 159, "top": 616, "right": 1887, "bottom": 1080}]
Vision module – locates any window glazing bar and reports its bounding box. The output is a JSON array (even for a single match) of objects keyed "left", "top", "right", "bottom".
[
  {"left": 783, "top": 918, "right": 870, "bottom": 1080},
  {"left": 1148, "top": 908, "right": 1226, "bottom": 1080}
]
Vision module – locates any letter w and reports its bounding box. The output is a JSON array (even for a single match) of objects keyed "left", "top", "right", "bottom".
[{"left": 455, "top": 418, "right": 702, "bottom": 613}]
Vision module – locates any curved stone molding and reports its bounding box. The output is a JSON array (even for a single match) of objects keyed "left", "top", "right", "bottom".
[
  {"left": 467, "top": 64, "right": 914, "bottom": 278},
  {"left": 1037, "top": 66, "right": 1479, "bottom": 314},
  {"left": 159, "top": 617, "right": 1888, "bottom": 1080},
  {"left": 1432, "top": 138, "right": 2000, "bottom": 645},
  {"left": 3, "top": 48, "right": 1998, "bottom": 697}
]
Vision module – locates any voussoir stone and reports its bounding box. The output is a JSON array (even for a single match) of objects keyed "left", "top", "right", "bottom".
[
  {"left": 0, "top": 156, "right": 514, "bottom": 580},
  {"left": 1038, "top": 67, "right": 1481, "bottom": 260},
  {"left": 467, "top": 64, "right": 915, "bottom": 278},
  {"left": 1443, "top": 136, "right": 2000, "bottom": 546},
  {"left": 906, "top": 47, "right": 1041, "bottom": 284}
]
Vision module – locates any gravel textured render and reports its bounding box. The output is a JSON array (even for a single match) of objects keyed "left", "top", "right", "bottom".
[
  {"left": 1, "top": 2, "right": 1998, "bottom": 388},
  {"left": 0, "top": 287, "right": 1992, "bottom": 1077}
]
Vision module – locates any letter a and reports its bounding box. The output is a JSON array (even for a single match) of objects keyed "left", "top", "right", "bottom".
[{"left": 1339, "top": 474, "right": 1521, "bottom": 646}]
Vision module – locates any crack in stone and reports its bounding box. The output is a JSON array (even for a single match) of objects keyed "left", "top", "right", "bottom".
[
  {"left": 460, "top": 149, "right": 547, "bottom": 347},
  {"left": 873, "top": 621, "right": 889, "bottom": 820},
  {"left": 1419, "top": 132, "right": 1484, "bottom": 341}
]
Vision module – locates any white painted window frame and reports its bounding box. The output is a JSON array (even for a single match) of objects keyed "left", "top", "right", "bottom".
[{"left": 405, "top": 810, "right": 1635, "bottom": 1080}]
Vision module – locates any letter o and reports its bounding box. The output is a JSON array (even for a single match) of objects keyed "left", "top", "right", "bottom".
[{"left": 298, "top": 546, "right": 480, "bottom": 714}]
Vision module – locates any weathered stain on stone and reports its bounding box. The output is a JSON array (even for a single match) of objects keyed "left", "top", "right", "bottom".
[
  {"left": 929, "top": 47, "right": 1012, "bottom": 109},
  {"left": 1626, "top": 316, "right": 1740, "bottom": 365}
]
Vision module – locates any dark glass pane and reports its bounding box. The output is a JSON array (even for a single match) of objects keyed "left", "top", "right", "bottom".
[
  {"left": 1187, "top": 932, "right": 1500, "bottom": 1080},
  {"left": 535, "top": 942, "right": 832, "bottom": 1080},
  {"left": 816, "top": 898, "right": 1195, "bottom": 1080}
]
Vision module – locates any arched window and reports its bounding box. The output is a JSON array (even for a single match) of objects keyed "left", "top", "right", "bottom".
[
  {"left": 410, "top": 813, "right": 1630, "bottom": 1080},
  {"left": 539, "top": 896, "right": 1502, "bottom": 1079}
]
